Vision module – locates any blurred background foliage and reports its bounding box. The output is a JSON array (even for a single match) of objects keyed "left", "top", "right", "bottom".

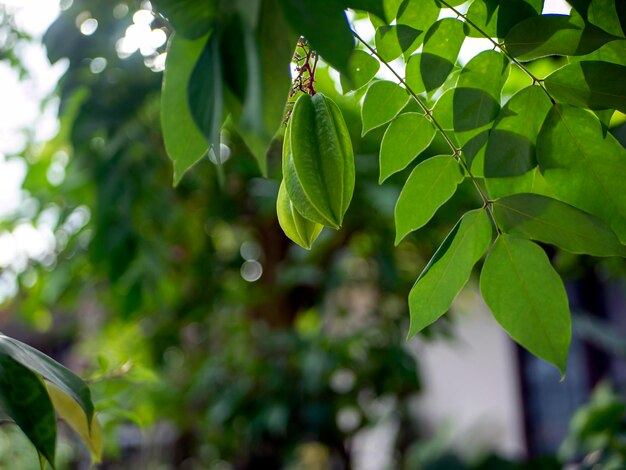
[{"left": 0, "top": 0, "right": 625, "bottom": 469}]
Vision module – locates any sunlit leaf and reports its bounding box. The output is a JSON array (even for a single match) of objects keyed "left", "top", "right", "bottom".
[
  {"left": 361, "top": 80, "right": 410, "bottom": 135},
  {"left": 484, "top": 85, "right": 552, "bottom": 177},
  {"left": 395, "top": 156, "right": 464, "bottom": 243},
  {"left": 46, "top": 382, "right": 103, "bottom": 464},
  {"left": 341, "top": 50, "right": 380, "bottom": 92},
  {"left": 379, "top": 112, "right": 436, "bottom": 183},
  {"left": 421, "top": 18, "right": 466, "bottom": 91},
  {"left": 397, "top": 0, "right": 441, "bottom": 31}
]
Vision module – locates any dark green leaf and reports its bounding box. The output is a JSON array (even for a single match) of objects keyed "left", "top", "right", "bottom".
[
  {"left": 0, "top": 353, "right": 57, "bottom": 468},
  {"left": 588, "top": 0, "right": 625, "bottom": 36},
  {"left": 162, "top": 33, "right": 209, "bottom": 186},
  {"left": 570, "top": 39, "right": 626, "bottom": 65},
  {"left": 338, "top": 0, "right": 386, "bottom": 21},
  {"left": 408, "top": 209, "right": 492, "bottom": 336},
  {"left": 395, "top": 156, "right": 464, "bottom": 243},
  {"left": 231, "top": 1, "right": 294, "bottom": 175},
  {"left": 188, "top": 33, "right": 224, "bottom": 166},
  {"left": 361, "top": 80, "right": 410, "bottom": 135},
  {"left": 484, "top": 85, "right": 552, "bottom": 177},
  {"left": 452, "top": 88, "right": 500, "bottom": 132},
  {"left": 544, "top": 61, "right": 626, "bottom": 113},
  {"left": 537, "top": 104, "right": 626, "bottom": 242},
  {"left": 493, "top": 193, "right": 626, "bottom": 257},
  {"left": 379, "top": 112, "right": 436, "bottom": 183},
  {"left": 480, "top": 235, "right": 571, "bottom": 376},
  {"left": 278, "top": 0, "right": 354, "bottom": 75},
  {"left": 0, "top": 335, "right": 93, "bottom": 428},
  {"left": 341, "top": 50, "right": 380, "bottom": 92},
  {"left": 421, "top": 18, "right": 466, "bottom": 91},
  {"left": 153, "top": 0, "right": 217, "bottom": 39},
  {"left": 505, "top": 13, "right": 621, "bottom": 61}
]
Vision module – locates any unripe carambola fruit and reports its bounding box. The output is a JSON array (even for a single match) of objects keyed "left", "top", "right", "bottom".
[
  {"left": 277, "top": 180, "right": 323, "bottom": 249},
  {"left": 283, "top": 92, "right": 355, "bottom": 229}
]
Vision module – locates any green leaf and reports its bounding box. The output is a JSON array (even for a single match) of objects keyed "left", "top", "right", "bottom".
[
  {"left": 486, "top": 167, "right": 557, "bottom": 200},
  {"left": 395, "top": 156, "right": 465, "bottom": 244},
  {"left": 188, "top": 33, "right": 224, "bottom": 168},
  {"left": 0, "top": 335, "right": 93, "bottom": 428},
  {"left": 466, "top": 0, "right": 543, "bottom": 38},
  {"left": 587, "top": 0, "right": 625, "bottom": 36},
  {"left": 396, "top": 0, "right": 441, "bottom": 32},
  {"left": 493, "top": 193, "right": 626, "bottom": 257},
  {"left": 230, "top": 1, "right": 294, "bottom": 175},
  {"left": 161, "top": 33, "right": 209, "bottom": 186},
  {"left": 570, "top": 39, "right": 626, "bottom": 65},
  {"left": 0, "top": 353, "right": 57, "bottom": 468},
  {"left": 452, "top": 88, "right": 500, "bottom": 132},
  {"left": 480, "top": 234, "right": 571, "bottom": 376},
  {"left": 361, "top": 80, "right": 410, "bottom": 135},
  {"left": 382, "top": 0, "right": 403, "bottom": 22},
  {"left": 544, "top": 61, "right": 626, "bottom": 113},
  {"left": 421, "top": 18, "right": 466, "bottom": 91},
  {"left": 405, "top": 54, "right": 426, "bottom": 95},
  {"left": 484, "top": 85, "right": 552, "bottom": 177},
  {"left": 408, "top": 209, "right": 492, "bottom": 336},
  {"left": 341, "top": 50, "right": 380, "bottom": 92},
  {"left": 339, "top": 0, "right": 386, "bottom": 21},
  {"left": 152, "top": 0, "right": 217, "bottom": 39},
  {"left": 374, "top": 26, "right": 401, "bottom": 63},
  {"left": 536, "top": 104, "right": 626, "bottom": 243},
  {"left": 458, "top": 50, "right": 510, "bottom": 100},
  {"left": 504, "top": 13, "right": 621, "bottom": 61},
  {"left": 278, "top": 0, "right": 354, "bottom": 75},
  {"left": 46, "top": 383, "right": 102, "bottom": 464},
  {"left": 448, "top": 50, "right": 509, "bottom": 143},
  {"left": 379, "top": 112, "right": 436, "bottom": 183}
]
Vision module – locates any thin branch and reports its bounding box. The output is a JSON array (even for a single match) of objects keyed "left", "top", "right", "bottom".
[
  {"left": 351, "top": 29, "right": 500, "bottom": 229},
  {"left": 438, "top": 0, "right": 555, "bottom": 104}
]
